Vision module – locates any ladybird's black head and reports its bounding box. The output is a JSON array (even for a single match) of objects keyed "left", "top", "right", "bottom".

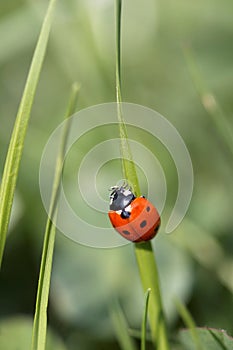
[{"left": 109, "top": 186, "right": 135, "bottom": 211}]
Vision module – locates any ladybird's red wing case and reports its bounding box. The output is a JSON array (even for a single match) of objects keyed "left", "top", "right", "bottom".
[
  {"left": 108, "top": 211, "right": 138, "bottom": 242},
  {"left": 128, "top": 197, "right": 160, "bottom": 242},
  {"left": 108, "top": 197, "right": 160, "bottom": 243}
]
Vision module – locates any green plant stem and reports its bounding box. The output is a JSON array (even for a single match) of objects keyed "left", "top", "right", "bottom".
[
  {"left": 31, "top": 84, "right": 80, "bottom": 350},
  {"left": 0, "top": 0, "right": 57, "bottom": 268},
  {"left": 110, "top": 299, "right": 137, "bottom": 350},
  {"left": 141, "top": 288, "right": 151, "bottom": 350},
  {"left": 136, "top": 243, "right": 170, "bottom": 350},
  {"left": 183, "top": 45, "right": 233, "bottom": 159},
  {"left": 115, "top": 0, "right": 140, "bottom": 195},
  {"left": 115, "top": 1, "right": 170, "bottom": 349},
  {"left": 175, "top": 298, "right": 203, "bottom": 350}
]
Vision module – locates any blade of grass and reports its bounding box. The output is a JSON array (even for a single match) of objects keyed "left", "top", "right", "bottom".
[
  {"left": 175, "top": 298, "right": 203, "bottom": 350},
  {"left": 115, "top": 1, "right": 170, "bottom": 349},
  {"left": 135, "top": 243, "right": 169, "bottom": 350},
  {"left": 141, "top": 288, "right": 151, "bottom": 350},
  {"left": 208, "top": 329, "right": 228, "bottom": 350},
  {"left": 183, "top": 45, "right": 233, "bottom": 158},
  {"left": 110, "top": 299, "right": 137, "bottom": 350},
  {"left": 0, "top": 0, "right": 57, "bottom": 268},
  {"left": 115, "top": 0, "right": 140, "bottom": 195},
  {"left": 31, "top": 84, "right": 80, "bottom": 350}
]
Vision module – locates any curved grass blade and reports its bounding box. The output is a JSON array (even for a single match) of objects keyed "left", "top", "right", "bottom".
[
  {"left": 31, "top": 83, "right": 80, "bottom": 350},
  {"left": 115, "top": 1, "right": 170, "bottom": 349},
  {"left": 183, "top": 45, "right": 233, "bottom": 159},
  {"left": 175, "top": 298, "right": 203, "bottom": 350},
  {"left": 141, "top": 288, "right": 151, "bottom": 350},
  {"left": 0, "top": 0, "right": 57, "bottom": 268},
  {"left": 110, "top": 299, "right": 137, "bottom": 350}
]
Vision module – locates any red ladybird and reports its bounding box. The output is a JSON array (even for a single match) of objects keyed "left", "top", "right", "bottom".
[{"left": 108, "top": 185, "right": 160, "bottom": 242}]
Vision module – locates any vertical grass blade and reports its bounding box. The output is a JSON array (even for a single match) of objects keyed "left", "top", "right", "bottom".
[
  {"left": 141, "top": 288, "right": 151, "bottom": 350},
  {"left": 183, "top": 45, "right": 233, "bottom": 158},
  {"left": 175, "top": 298, "right": 203, "bottom": 350},
  {"left": 0, "top": 0, "right": 57, "bottom": 268},
  {"left": 31, "top": 84, "right": 80, "bottom": 350},
  {"left": 115, "top": 0, "right": 140, "bottom": 194},
  {"left": 115, "top": 1, "right": 170, "bottom": 349},
  {"left": 110, "top": 300, "right": 137, "bottom": 350},
  {"left": 135, "top": 243, "right": 169, "bottom": 350}
]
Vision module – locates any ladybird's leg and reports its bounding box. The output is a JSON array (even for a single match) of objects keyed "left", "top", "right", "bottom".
[{"left": 120, "top": 209, "right": 131, "bottom": 219}]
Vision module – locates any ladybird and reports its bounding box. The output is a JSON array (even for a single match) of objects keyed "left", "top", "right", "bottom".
[{"left": 108, "top": 185, "right": 160, "bottom": 242}]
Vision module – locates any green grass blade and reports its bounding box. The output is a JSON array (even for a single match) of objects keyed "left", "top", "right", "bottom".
[
  {"left": 175, "top": 298, "right": 203, "bottom": 350},
  {"left": 31, "top": 84, "right": 80, "bottom": 350},
  {"left": 0, "top": 0, "right": 57, "bottom": 268},
  {"left": 141, "top": 288, "right": 151, "bottom": 350},
  {"left": 115, "top": 0, "right": 140, "bottom": 194},
  {"left": 115, "top": 1, "right": 170, "bottom": 349},
  {"left": 110, "top": 299, "right": 137, "bottom": 350},
  {"left": 135, "top": 243, "right": 169, "bottom": 350},
  {"left": 183, "top": 45, "right": 233, "bottom": 158}
]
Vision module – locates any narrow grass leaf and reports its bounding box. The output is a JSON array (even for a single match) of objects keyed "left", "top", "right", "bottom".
[
  {"left": 179, "top": 328, "right": 233, "bottom": 350},
  {"left": 0, "top": 0, "right": 57, "bottom": 268},
  {"left": 110, "top": 299, "right": 137, "bottom": 350},
  {"left": 115, "top": 2, "right": 170, "bottom": 349},
  {"left": 141, "top": 288, "right": 151, "bottom": 350},
  {"left": 31, "top": 84, "right": 80, "bottom": 350},
  {"left": 175, "top": 298, "right": 203, "bottom": 350},
  {"left": 208, "top": 329, "right": 229, "bottom": 350},
  {"left": 115, "top": 0, "right": 140, "bottom": 194},
  {"left": 135, "top": 243, "right": 169, "bottom": 350},
  {"left": 183, "top": 45, "right": 233, "bottom": 159},
  {"left": 129, "top": 328, "right": 152, "bottom": 342}
]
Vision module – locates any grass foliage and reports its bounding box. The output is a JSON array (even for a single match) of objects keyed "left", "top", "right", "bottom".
[{"left": 0, "top": 0, "right": 232, "bottom": 350}]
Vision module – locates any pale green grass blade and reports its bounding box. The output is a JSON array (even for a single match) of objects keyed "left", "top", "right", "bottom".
[
  {"left": 110, "top": 300, "right": 137, "bottom": 350},
  {"left": 129, "top": 328, "right": 152, "bottom": 341},
  {"left": 175, "top": 298, "right": 203, "bottom": 350},
  {"left": 31, "top": 84, "right": 80, "bottom": 350},
  {"left": 0, "top": 0, "right": 57, "bottom": 268},
  {"left": 115, "top": 0, "right": 140, "bottom": 194},
  {"left": 135, "top": 243, "right": 169, "bottom": 350},
  {"left": 115, "top": 1, "right": 170, "bottom": 349},
  {"left": 141, "top": 288, "right": 151, "bottom": 350},
  {"left": 183, "top": 45, "right": 233, "bottom": 158}
]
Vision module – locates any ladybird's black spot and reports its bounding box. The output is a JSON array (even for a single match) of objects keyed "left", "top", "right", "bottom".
[
  {"left": 122, "top": 230, "right": 131, "bottom": 235},
  {"left": 146, "top": 206, "right": 150, "bottom": 212},
  {"left": 154, "top": 225, "right": 160, "bottom": 232},
  {"left": 140, "top": 220, "right": 147, "bottom": 228}
]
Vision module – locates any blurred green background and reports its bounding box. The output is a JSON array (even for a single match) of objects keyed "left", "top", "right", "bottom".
[{"left": 0, "top": 0, "right": 233, "bottom": 349}]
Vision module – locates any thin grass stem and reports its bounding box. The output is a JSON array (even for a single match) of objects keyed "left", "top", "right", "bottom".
[
  {"left": 115, "top": 1, "right": 170, "bottom": 349},
  {"left": 175, "top": 298, "right": 203, "bottom": 350},
  {"left": 183, "top": 45, "right": 233, "bottom": 159},
  {"left": 141, "top": 288, "right": 151, "bottom": 350},
  {"left": 31, "top": 84, "right": 80, "bottom": 350}
]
